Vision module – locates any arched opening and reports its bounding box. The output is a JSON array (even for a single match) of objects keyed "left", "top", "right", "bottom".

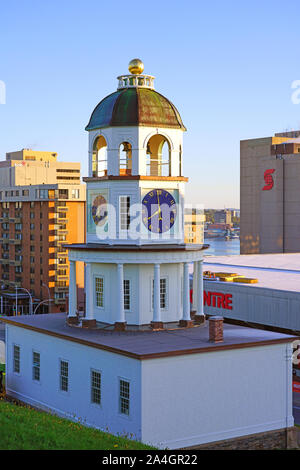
[
  {"left": 119, "top": 142, "right": 132, "bottom": 175},
  {"left": 146, "top": 134, "right": 171, "bottom": 177},
  {"left": 92, "top": 136, "right": 107, "bottom": 177}
]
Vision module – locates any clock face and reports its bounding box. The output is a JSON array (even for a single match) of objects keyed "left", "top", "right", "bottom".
[
  {"left": 142, "top": 189, "right": 177, "bottom": 233},
  {"left": 91, "top": 194, "right": 108, "bottom": 226}
]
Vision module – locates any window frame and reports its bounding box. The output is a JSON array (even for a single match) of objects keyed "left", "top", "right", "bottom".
[
  {"left": 119, "top": 195, "right": 131, "bottom": 232},
  {"left": 90, "top": 368, "right": 102, "bottom": 406},
  {"left": 151, "top": 276, "right": 169, "bottom": 311},
  {"left": 118, "top": 377, "right": 130, "bottom": 417},
  {"left": 32, "top": 350, "right": 41, "bottom": 382},
  {"left": 13, "top": 344, "right": 20, "bottom": 375},
  {"left": 94, "top": 275, "right": 104, "bottom": 309},
  {"left": 59, "top": 358, "right": 69, "bottom": 393},
  {"left": 123, "top": 278, "right": 131, "bottom": 312}
]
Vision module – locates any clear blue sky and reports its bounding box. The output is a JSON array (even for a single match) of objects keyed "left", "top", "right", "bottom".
[{"left": 1, "top": 0, "right": 300, "bottom": 208}]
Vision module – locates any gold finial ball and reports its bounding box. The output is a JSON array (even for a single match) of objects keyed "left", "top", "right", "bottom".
[{"left": 128, "top": 58, "right": 144, "bottom": 75}]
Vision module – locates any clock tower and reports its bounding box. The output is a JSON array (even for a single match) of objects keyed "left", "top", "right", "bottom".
[{"left": 66, "top": 59, "right": 208, "bottom": 330}]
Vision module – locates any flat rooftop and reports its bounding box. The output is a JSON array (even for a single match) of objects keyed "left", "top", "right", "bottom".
[
  {"left": 203, "top": 253, "right": 300, "bottom": 292},
  {"left": 1, "top": 313, "right": 297, "bottom": 360}
]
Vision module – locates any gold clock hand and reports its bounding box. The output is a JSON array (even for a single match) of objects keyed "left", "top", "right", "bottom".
[
  {"left": 148, "top": 209, "right": 160, "bottom": 220},
  {"left": 157, "top": 192, "right": 163, "bottom": 221}
]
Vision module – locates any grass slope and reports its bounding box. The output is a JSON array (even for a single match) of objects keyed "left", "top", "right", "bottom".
[{"left": 0, "top": 398, "right": 155, "bottom": 450}]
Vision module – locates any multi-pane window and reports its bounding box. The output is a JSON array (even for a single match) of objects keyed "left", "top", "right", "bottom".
[
  {"left": 13, "top": 345, "right": 20, "bottom": 373},
  {"left": 32, "top": 351, "right": 40, "bottom": 381},
  {"left": 124, "top": 279, "right": 130, "bottom": 310},
  {"left": 95, "top": 277, "right": 104, "bottom": 308},
  {"left": 60, "top": 360, "right": 69, "bottom": 392},
  {"left": 119, "top": 379, "right": 130, "bottom": 416},
  {"left": 119, "top": 196, "right": 130, "bottom": 230},
  {"left": 160, "top": 278, "right": 167, "bottom": 309},
  {"left": 152, "top": 278, "right": 168, "bottom": 310},
  {"left": 91, "top": 370, "right": 101, "bottom": 405},
  {"left": 36, "top": 189, "right": 48, "bottom": 199}
]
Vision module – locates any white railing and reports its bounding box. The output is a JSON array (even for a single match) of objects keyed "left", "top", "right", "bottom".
[
  {"left": 146, "top": 158, "right": 171, "bottom": 177},
  {"left": 117, "top": 74, "right": 155, "bottom": 90}
]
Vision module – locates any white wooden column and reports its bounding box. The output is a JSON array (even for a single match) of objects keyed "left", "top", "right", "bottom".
[
  {"left": 182, "top": 262, "right": 191, "bottom": 321},
  {"left": 152, "top": 263, "right": 162, "bottom": 328},
  {"left": 179, "top": 262, "right": 193, "bottom": 327},
  {"left": 114, "top": 263, "right": 126, "bottom": 330},
  {"left": 84, "top": 262, "right": 95, "bottom": 324},
  {"left": 68, "top": 260, "right": 77, "bottom": 320},
  {"left": 192, "top": 260, "right": 198, "bottom": 312},
  {"left": 195, "top": 259, "right": 205, "bottom": 322}
]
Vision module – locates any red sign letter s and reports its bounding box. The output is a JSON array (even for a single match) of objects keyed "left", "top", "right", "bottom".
[{"left": 262, "top": 169, "right": 275, "bottom": 191}]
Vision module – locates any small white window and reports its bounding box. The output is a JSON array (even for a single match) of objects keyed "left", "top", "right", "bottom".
[
  {"left": 160, "top": 278, "right": 167, "bottom": 309},
  {"left": 13, "top": 344, "right": 20, "bottom": 373},
  {"left": 152, "top": 278, "right": 168, "bottom": 310},
  {"left": 119, "top": 196, "right": 130, "bottom": 231},
  {"left": 124, "top": 279, "right": 130, "bottom": 310},
  {"left": 60, "top": 360, "right": 69, "bottom": 392},
  {"left": 32, "top": 351, "right": 40, "bottom": 381},
  {"left": 119, "top": 379, "right": 130, "bottom": 415},
  {"left": 91, "top": 370, "right": 101, "bottom": 405},
  {"left": 95, "top": 277, "right": 104, "bottom": 308}
]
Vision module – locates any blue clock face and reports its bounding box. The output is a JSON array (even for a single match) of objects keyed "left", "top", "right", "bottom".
[{"left": 142, "top": 189, "right": 177, "bottom": 233}]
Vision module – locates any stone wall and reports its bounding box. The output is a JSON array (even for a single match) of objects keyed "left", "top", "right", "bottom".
[{"left": 183, "top": 427, "right": 299, "bottom": 450}]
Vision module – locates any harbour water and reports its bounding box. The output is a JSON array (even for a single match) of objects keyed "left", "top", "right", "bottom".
[{"left": 203, "top": 237, "right": 240, "bottom": 257}]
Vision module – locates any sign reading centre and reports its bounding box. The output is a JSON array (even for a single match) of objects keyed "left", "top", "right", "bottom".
[
  {"left": 204, "top": 291, "right": 233, "bottom": 310},
  {"left": 191, "top": 290, "right": 233, "bottom": 310}
]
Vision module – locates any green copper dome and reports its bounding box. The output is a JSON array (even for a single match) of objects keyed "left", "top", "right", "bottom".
[{"left": 85, "top": 88, "right": 186, "bottom": 131}]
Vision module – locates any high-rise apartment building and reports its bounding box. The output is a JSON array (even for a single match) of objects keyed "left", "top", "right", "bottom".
[
  {"left": 184, "top": 208, "right": 205, "bottom": 244},
  {"left": 240, "top": 130, "right": 300, "bottom": 254},
  {"left": 0, "top": 150, "right": 85, "bottom": 314}
]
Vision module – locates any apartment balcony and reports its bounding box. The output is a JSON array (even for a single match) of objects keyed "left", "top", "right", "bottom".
[
  {"left": 54, "top": 212, "right": 68, "bottom": 221},
  {"left": 51, "top": 229, "right": 68, "bottom": 237},
  {"left": 0, "top": 217, "right": 9, "bottom": 223},
  {"left": 56, "top": 263, "right": 68, "bottom": 269},
  {"left": 54, "top": 204, "right": 68, "bottom": 212},
  {"left": 55, "top": 274, "right": 68, "bottom": 281},
  {"left": 9, "top": 217, "right": 22, "bottom": 224},
  {"left": 52, "top": 240, "right": 67, "bottom": 248},
  {"left": 54, "top": 286, "right": 68, "bottom": 293},
  {"left": 54, "top": 297, "right": 66, "bottom": 305},
  {"left": 7, "top": 280, "right": 22, "bottom": 288},
  {"left": 9, "top": 260, "right": 22, "bottom": 267},
  {"left": 55, "top": 218, "right": 69, "bottom": 225},
  {"left": 0, "top": 258, "right": 10, "bottom": 265},
  {"left": 9, "top": 239, "right": 22, "bottom": 245},
  {"left": 54, "top": 246, "right": 67, "bottom": 254}
]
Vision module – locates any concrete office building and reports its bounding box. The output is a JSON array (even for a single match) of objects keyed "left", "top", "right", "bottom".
[
  {"left": 240, "top": 130, "right": 300, "bottom": 254},
  {"left": 0, "top": 150, "right": 86, "bottom": 314}
]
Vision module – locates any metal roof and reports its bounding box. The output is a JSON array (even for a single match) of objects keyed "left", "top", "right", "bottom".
[
  {"left": 85, "top": 88, "right": 186, "bottom": 131},
  {"left": 203, "top": 253, "right": 300, "bottom": 292},
  {"left": 1, "top": 313, "right": 296, "bottom": 360}
]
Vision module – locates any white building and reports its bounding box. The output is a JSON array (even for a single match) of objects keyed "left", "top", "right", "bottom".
[{"left": 2, "top": 60, "right": 299, "bottom": 449}]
